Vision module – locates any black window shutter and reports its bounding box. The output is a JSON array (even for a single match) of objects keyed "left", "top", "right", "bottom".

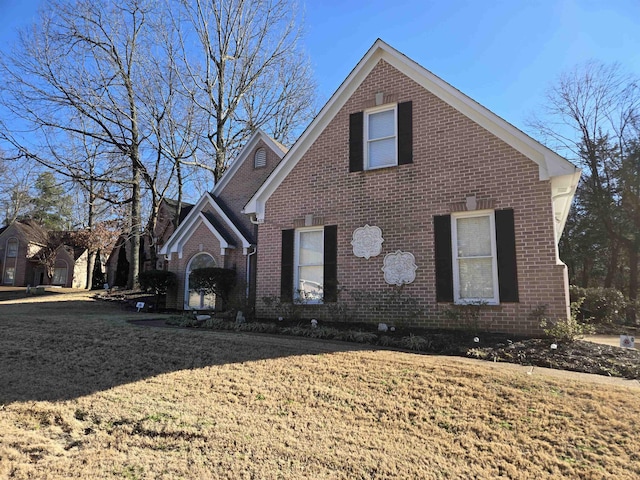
[
  {"left": 323, "top": 225, "right": 338, "bottom": 302},
  {"left": 281, "top": 229, "right": 294, "bottom": 302},
  {"left": 397, "top": 101, "right": 413, "bottom": 165},
  {"left": 434, "top": 215, "right": 453, "bottom": 302},
  {"left": 349, "top": 112, "right": 364, "bottom": 172},
  {"left": 495, "top": 209, "right": 519, "bottom": 302}
]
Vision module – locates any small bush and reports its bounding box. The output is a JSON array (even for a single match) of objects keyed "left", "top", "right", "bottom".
[
  {"left": 138, "top": 270, "right": 177, "bottom": 295},
  {"left": 400, "top": 334, "right": 433, "bottom": 351},
  {"left": 189, "top": 268, "right": 236, "bottom": 307},
  {"left": 540, "top": 298, "right": 595, "bottom": 343},
  {"left": 442, "top": 301, "right": 489, "bottom": 333}
]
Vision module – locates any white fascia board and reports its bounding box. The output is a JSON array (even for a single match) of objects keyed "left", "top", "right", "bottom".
[
  {"left": 162, "top": 214, "right": 232, "bottom": 261},
  {"left": 159, "top": 193, "right": 214, "bottom": 258},
  {"left": 375, "top": 41, "right": 578, "bottom": 181},
  {"left": 212, "top": 130, "right": 286, "bottom": 196},
  {"left": 243, "top": 47, "right": 378, "bottom": 220},
  {"left": 204, "top": 193, "right": 252, "bottom": 251},
  {"left": 198, "top": 212, "right": 233, "bottom": 255},
  {"left": 160, "top": 192, "right": 252, "bottom": 259},
  {"left": 245, "top": 39, "right": 580, "bottom": 221}
]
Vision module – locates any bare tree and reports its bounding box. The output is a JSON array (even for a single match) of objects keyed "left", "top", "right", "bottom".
[
  {"left": 0, "top": 0, "right": 164, "bottom": 288},
  {"left": 173, "top": 0, "right": 316, "bottom": 182},
  {"left": 529, "top": 61, "right": 640, "bottom": 305},
  {"left": 0, "top": 152, "right": 37, "bottom": 226}
]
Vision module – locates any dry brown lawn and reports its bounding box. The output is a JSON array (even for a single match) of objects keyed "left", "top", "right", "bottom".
[{"left": 1, "top": 290, "right": 640, "bottom": 479}]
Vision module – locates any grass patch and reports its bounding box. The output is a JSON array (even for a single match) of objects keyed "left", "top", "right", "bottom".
[{"left": 1, "top": 291, "right": 640, "bottom": 478}]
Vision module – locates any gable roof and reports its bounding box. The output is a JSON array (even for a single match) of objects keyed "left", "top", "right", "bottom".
[
  {"left": 212, "top": 129, "right": 288, "bottom": 196},
  {"left": 162, "top": 198, "right": 195, "bottom": 224},
  {"left": 244, "top": 39, "right": 581, "bottom": 240},
  {"left": 159, "top": 192, "right": 252, "bottom": 259}
]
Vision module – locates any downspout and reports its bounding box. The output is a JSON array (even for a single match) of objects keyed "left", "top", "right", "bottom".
[{"left": 246, "top": 246, "right": 257, "bottom": 299}]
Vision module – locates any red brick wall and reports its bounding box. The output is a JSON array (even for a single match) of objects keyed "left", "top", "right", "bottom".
[
  {"left": 255, "top": 59, "right": 570, "bottom": 335},
  {"left": 217, "top": 139, "right": 284, "bottom": 235}
]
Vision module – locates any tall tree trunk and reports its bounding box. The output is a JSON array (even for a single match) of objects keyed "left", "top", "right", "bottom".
[
  {"left": 128, "top": 162, "right": 141, "bottom": 289},
  {"left": 175, "top": 160, "right": 183, "bottom": 229},
  {"left": 628, "top": 243, "right": 638, "bottom": 323},
  {"left": 85, "top": 183, "right": 96, "bottom": 289},
  {"left": 603, "top": 240, "right": 620, "bottom": 288}
]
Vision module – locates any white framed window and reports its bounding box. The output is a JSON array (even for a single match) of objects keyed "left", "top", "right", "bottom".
[
  {"left": 4, "top": 266, "right": 15, "bottom": 285},
  {"left": 7, "top": 239, "right": 18, "bottom": 257},
  {"left": 451, "top": 210, "right": 499, "bottom": 304},
  {"left": 294, "top": 227, "right": 324, "bottom": 303},
  {"left": 186, "top": 253, "right": 217, "bottom": 310},
  {"left": 254, "top": 148, "right": 267, "bottom": 168},
  {"left": 364, "top": 104, "right": 397, "bottom": 169},
  {"left": 52, "top": 266, "right": 68, "bottom": 285}
]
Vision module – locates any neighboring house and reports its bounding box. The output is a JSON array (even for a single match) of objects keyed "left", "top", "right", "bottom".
[
  {"left": 104, "top": 199, "right": 194, "bottom": 287},
  {"left": 0, "top": 219, "right": 89, "bottom": 289},
  {"left": 241, "top": 39, "right": 581, "bottom": 334},
  {"left": 159, "top": 130, "right": 287, "bottom": 310}
]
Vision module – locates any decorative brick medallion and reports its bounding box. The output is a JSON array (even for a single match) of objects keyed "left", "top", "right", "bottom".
[
  {"left": 351, "top": 224, "right": 384, "bottom": 259},
  {"left": 382, "top": 250, "right": 417, "bottom": 286}
]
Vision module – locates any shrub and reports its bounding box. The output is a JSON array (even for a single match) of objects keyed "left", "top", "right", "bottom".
[
  {"left": 400, "top": 334, "right": 433, "bottom": 351},
  {"left": 137, "top": 270, "right": 177, "bottom": 310},
  {"left": 349, "top": 286, "right": 423, "bottom": 326},
  {"left": 189, "top": 268, "right": 236, "bottom": 307},
  {"left": 261, "top": 295, "right": 307, "bottom": 321},
  {"left": 569, "top": 286, "right": 627, "bottom": 324},
  {"left": 540, "top": 298, "right": 595, "bottom": 343},
  {"left": 138, "top": 270, "right": 177, "bottom": 294}
]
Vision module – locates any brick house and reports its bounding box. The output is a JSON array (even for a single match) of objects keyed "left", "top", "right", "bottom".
[
  {"left": 0, "top": 219, "right": 89, "bottom": 289},
  {"left": 159, "top": 130, "right": 287, "bottom": 310},
  {"left": 242, "top": 39, "right": 581, "bottom": 334}
]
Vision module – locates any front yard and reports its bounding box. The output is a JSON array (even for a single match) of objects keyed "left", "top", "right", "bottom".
[{"left": 1, "top": 290, "right": 640, "bottom": 478}]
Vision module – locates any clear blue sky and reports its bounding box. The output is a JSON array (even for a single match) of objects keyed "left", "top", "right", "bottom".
[{"left": 1, "top": 0, "right": 639, "bottom": 135}]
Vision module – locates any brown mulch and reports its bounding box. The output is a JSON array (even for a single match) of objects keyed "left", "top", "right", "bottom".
[
  {"left": 101, "top": 289, "right": 640, "bottom": 380},
  {"left": 468, "top": 338, "right": 640, "bottom": 379}
]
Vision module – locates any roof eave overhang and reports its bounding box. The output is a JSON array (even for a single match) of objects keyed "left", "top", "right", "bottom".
[
  {"left": 159, "top": 193, "right": 252, "bottom": 259},
  {"left": 213, "top": 130, "right": 286, "bottom": 196},
  {"left": 244, "top": 39, "right": 581, "bottom": 228}
]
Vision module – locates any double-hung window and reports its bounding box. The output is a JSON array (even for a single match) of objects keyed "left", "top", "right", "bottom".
[
  {"left": 7, "top": 239, "right": 18, "bottom": 257},
  {"left": 294, "top": 228, "right": 324, "bottom": 303},
  {"left": 365, "top": 105, "right": 397, "bottom": 169},
  {"left": 349, "top": 101, "right": 412, "bottom": 172},
  {"left": 451, "top": 211, "right": 499, "bottom": 304},
  {"left": 435, "top": 209, "right": 519, "bottom": 305},
  {"left": 281, "top": 226, "right": 338, "bottom": 304}
]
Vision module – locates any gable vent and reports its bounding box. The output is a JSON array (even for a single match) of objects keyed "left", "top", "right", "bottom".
[{"left": 254, "top": 148, "right": 267, "bottom": 168}]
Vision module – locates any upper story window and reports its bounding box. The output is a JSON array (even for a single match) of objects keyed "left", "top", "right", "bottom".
[
  {"left": 349, "top": 101, "right": 412, "bottom": 172},
  {"left": 254, "top": 148, "right": 267, "bottom": 168},
  {"left": 7, "top": 239, "right": 18, "bottom": 258},
  {"left": 365, "top": 105, "right": 397, "bottom": 169}
]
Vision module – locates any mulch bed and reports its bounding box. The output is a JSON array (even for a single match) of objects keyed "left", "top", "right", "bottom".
[{"left": 104, "top": 290, "right": 640, "bottom": 380}]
